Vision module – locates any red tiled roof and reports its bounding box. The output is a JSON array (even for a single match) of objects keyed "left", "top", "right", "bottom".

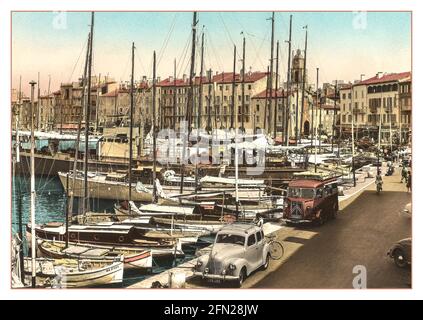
[
  {"left": 157, "top": 71, "right": 268, "bottom": 87},
  {"left": 253, "top": 88, "right": 287, "bottom": 99},
  {"left": 357, "top": 72, "right": 411, "bottom": 85},
  {"left": 339, "top": 84, "right": 352, "bottom": 90},
  {"left": 138, "top": 82, "right": 150, "bottom": 89},
  {"left": 212, "top": 71, "right": 267, "bottom": 84},
  {"left": 157, "top": 78, "right": 189, "bottom": 87}
]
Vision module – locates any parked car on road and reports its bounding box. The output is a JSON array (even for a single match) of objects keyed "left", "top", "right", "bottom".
[
  {"left": 387, "top": 238, "right": 411, "bottom": 268},
  {"left": 194, "top": 223, "right": 270, "bottom": 287}
]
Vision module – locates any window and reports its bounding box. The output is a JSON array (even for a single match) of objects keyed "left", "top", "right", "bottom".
[
  {"left": 216, "top": 234, "right": 245, "bottom": 246},
  {"left": 247, "top": 234, "right": 256, "bottom": 246},
  {"left": 248, "top": 85, "right": 252, "bottom": 90},
  {"left": 246, "top": 95, "right": 250, "bottom": 101},
  {"left": 256, "top": 105, "right": 260, "bottom": 112},
  {"left": 342, "top": 93, "right": 346, "bottom": 100}
]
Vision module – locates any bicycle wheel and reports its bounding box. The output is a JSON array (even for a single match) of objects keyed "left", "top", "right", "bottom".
[{"left": 269, "top": 241, "right": 284, "bottom": 260}]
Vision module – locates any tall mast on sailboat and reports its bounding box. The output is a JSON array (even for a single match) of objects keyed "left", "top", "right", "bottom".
[
  {"left": 273, "top": 40, "right": 279, "bottom": 139},
  {"left": 285, "top": 15, "right": 292, "bottom": 146},
  {"left": 83, "top": 12, "right": 94, "bottom": 215},
  {"left": 300, "top": 26, "right": 308, "bottom": 140},
  {"left": 29, "top": 79, "right": 37, "bottom": 288},
  {"left": 180, "top": 11, "right": 197, "bottom": 195},
  {"left": 268, "top": 12, "right": 275, "bottom": 136},
  {"left": 128, "top": 42, "right": 135, "bottom": 209},
  {"left": 195, "top": 31, "right": 204, "bottom": 193},
  {"left": 152, "top": 51, "right": 158, "bottom": 203},
  {"left": 241, "top": 34, "right": 246, "bottom": 134},
  {"left": 70, "top": 32, "right": 90, "bottom": 218}
]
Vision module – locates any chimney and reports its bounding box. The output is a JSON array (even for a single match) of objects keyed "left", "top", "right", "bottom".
[
  {"left": 169, "top": 76, "right": 174, "bottom": 83},
  {"left": 157, "top": 77, "right": 161, "bottom": 83},
  {"left": 207, "top": 69, "right": 212, "bottom": 81},
  {"left": 183, "top": 74, "right": 187, "bottom": 82},
  {"left": 142, "top": 75, "right": 147, "bottom": 82}
]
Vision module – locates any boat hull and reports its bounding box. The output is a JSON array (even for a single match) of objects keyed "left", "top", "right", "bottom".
[{"left": 23, "top": 257, "right": 124, "bottom": 288}]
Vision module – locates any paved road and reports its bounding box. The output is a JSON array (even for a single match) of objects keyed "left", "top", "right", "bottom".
[{"left": 254, "top": 171, "right": 412, "bottom": 289}]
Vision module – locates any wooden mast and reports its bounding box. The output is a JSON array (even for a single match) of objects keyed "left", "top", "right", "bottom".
[
  {"left": 70, "top": 32, "right": 90, "bottom": 218},
  {"left": 152, "top": 51, "right": 158, "bottom": 203},
  {"left": 180, "top": 11, "right": 197, "bottom": 194},
  {"left": 273, "top": 40, "right": 279, "bottom": 139},
  {"left": 195, "top": 31, "right": 204, "bottom": 193},
  {"left": 268, "top": 12, "right": 275, "bottom": 136},
  {"left": 241, "top": 35, "right": 246, "bottom": 133},
  {"left": 231, "top": 45, "right": 236, "bottom": 129},
  {"left": 29, "top": 79, "right": 37, "bottom": 288},
  {"left": 285, "top": 15, "right": 292, "bottom": 146},
  {"left": 128, "top": 42, "right": 135, "bottom": 208},
  {"left": 300, "top": 26, "right": 308, "bottom": 139},
  {"left": 83, "top": 12, "right": 94, "bottom": 215}
]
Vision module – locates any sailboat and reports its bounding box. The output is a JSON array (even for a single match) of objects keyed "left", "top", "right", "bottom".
[{"left": 21, "top": 13, "right": 125, "bottom": 288}]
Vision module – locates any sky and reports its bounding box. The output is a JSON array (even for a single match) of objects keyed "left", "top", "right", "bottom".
[{"left": 12, "top": 11, "right": 411, "bottom": 96}]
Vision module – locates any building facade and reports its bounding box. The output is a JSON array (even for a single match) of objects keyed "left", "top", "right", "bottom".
[{"left": 339, "top": 72, "right": 411, "bottom": 143}]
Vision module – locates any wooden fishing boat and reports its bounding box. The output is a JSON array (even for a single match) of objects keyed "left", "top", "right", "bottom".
[
  {"left": 23, "top": 256, "right": 124, "bottom": 288},
  {"left": 38, "top": 239, "right": 153, "bottom": 272},
  {"left": 27, "top": 223, "right": 184, "bottom": 258},
  {"left": 150, "top": 216, "right": 230, "bottom": 234}
]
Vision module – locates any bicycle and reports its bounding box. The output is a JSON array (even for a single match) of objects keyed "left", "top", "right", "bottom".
[{"left": 265, "top": 234, "right": 285, "bottom": 260}]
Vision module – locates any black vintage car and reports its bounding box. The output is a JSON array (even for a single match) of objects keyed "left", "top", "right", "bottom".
[{"left": 387, "top": 238, "right": 411, "bottom": 268}]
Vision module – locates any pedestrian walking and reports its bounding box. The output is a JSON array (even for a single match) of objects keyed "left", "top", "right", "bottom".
[
  {"left": 401, "top": 166, "right": 408, "bottom": 183},
  {"left": 406, "top": 171, "right": 412, "bottom": 193}
]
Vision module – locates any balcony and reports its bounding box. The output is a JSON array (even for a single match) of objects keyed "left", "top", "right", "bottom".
[{"left": 353, "top": 107, "right": 366, "bottom": 114}]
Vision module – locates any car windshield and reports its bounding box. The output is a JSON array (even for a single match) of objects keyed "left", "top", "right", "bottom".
[
  {"left": 216, "top": 233, "right": 245, "bottom": 246},
  {"left": 288, "top": 187, "right": 315, "bottom": 199}
]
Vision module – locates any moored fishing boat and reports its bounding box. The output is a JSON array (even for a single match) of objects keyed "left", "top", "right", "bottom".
[
  {"left": 23, "top": 256, "right": 124, "bottom": 288},
  {"left": 38, "top": 239, "right": 153, "bottom": 272},
  {"left": 27, "top": 222, "right": 184, "bottom": 258}
]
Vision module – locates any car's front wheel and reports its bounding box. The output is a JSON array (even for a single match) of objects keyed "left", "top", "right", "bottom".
[
  {"left": 237, "top": 267, "right": 247, "bottom": 288},
  {"left": 393, "top": 249, "right": 407, "bottom": 268}
]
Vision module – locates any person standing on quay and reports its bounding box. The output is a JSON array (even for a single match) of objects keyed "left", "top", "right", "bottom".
[{"left": 406, "top": 171, "right": 412, "bottom": 193}]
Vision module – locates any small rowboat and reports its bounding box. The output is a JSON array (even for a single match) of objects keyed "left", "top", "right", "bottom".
[
  {"left": 23, "top": 256, "right": 124, "bottom": 288},
  {"left": 38, "top": 239, "right": 152, "bottom": 272}
]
